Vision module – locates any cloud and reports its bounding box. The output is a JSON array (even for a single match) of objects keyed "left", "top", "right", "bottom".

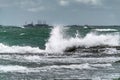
[
  {"left": 0, "top": 0, "right": 45, "bottom": 12},
  {"left": 58, "top": 0, "right": 102, "bottom": 6},
  {"left": 0, "top": 0, "right": 102, "bottom": 12},
  {"left": 0, "top": 4, "right": 9, "bottom": 8},
  {"left": 27, "top": 6, "right": 45, "bottom": 12},
  {"left": 16, "top": 0, "right": 40, "bottom": 8},
  {"left": 75, "top": 0, "right": 101, "bottom": 5},
  {"left": 0, "top": 0, "right": 14, "bottom": 8},
  {"left": 14, "top": 0, "right": 46, "bottom": 12},
  {"left": 59, "top": 0, "right": 69, "bottom": 6}
]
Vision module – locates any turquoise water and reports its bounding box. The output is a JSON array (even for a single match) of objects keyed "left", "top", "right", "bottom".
[
  {"left": 0, "top": 26, "right": 118, "bottom": 48},
  {"left": 0, "top": 26, "right": 91, "bottom": 50},
  {"left": 0, "top": 27, "right": 51, "bottom": 49},
  {"left": 0, "top": 26, "right": 119, "bottom": 80}
]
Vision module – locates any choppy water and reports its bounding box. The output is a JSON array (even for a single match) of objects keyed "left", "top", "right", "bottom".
[{"left": 0, "top": 26, "right": 120, "bottom": 80}]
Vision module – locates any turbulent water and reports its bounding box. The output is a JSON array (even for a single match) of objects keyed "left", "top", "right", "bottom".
[{"left": 0, "top": 26, "right": 120, "bottom": 80}]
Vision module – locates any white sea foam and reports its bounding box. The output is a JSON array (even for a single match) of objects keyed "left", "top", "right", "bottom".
[
  {"left": 45, "top": 26, "right": 119, "bottom": 52},
  {"left": 42, "top": 63, "right": 112, "bottom": 70},
  {"left": 42, "top": 63, "right": 94, "bottom": 70},
  {"left": 3, "top": 31, "right": 6, "bottom": 32},
  {"left": 91, "top": 63, "right": 112, "bottom": 68},
  {"left": 104, "top": 48, "right": 118, "bottom": 54},
  {"left": 0, "top": 43, "right": 45, "bottom": 53},
  {"left": 0, "top": 26, "right": 119, "bottom": 53},
  {"left": 24, "top": 55, "right": 41, "bottom": 61},
  {"left": 20, "top": 33, "right": 25, "bottom": 36},
  {"left": 94, "top": 29, "right": 117, "bottom": 31},
  {"left": 0, "top": 65, "right": 27, "bottom": 72},
  {"left": 84, "top": 26, "right": 88, "bottom": 29}
]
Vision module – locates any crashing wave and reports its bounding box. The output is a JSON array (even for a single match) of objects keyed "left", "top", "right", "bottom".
[
  {"left": 94, "top": 29, "right": 117, "bottom": 32},
  {"left": 0, "top": 26, "right": 119, "bottom": 53},
  {"left": 0, "top": 43, "right": 45, "bottom": 53},
  {"left": 45, "top": 26, "right": 120, "bottom": 53}
]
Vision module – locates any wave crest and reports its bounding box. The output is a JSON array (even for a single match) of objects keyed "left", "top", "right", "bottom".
[
  {"left": 45, "top": 26, "right": 119, "bottom": 53},
  {"left": 0, "top": 43, "right": 44, "bottom": 53},
  {"left": 94, "top": 29, "right": 117, "bottom": 31}
]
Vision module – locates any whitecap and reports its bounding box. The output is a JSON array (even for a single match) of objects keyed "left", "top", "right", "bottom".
[
  {"left": 0, "top": 65, "right": 27, "bottom": 72},
  {"left": 45, "top": 26, "right": 119, "bottom": 53},
  {"left": 94, "top": 29, "right": 117, "bottom": 32},
  {"left": 0, "top": 43, "right": 45, "bottom": 53}
]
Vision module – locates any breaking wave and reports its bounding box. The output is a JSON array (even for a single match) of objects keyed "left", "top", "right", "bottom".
[
  {"left": 43, "top": 63, "right": 94, "bottom": 70},
  {"left": 0, "top": 65, "right": 27, "bottom": 72},
  {"left": 45, "top": 26, "right": 119, "bottom": 53},
  {"left": 0, "top": 26, "right": 119, "bottom": 53},
  {"left": 0, "top": 43, "right": 44, "bottom": 53},
  {"left": 94, "top": 29, "right": 117, "bottom": 32},
  {"left": 41, "top": 63, "right": 112, "bottom": 70}
]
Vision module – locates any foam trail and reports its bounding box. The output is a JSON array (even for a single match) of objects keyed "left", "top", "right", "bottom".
[
  {"left": 94, "top": 29, "right": 117, "bottom": 31},
  {"left": 45, "top": 26, "right": 119, "bottom": 53},
  {"left": 0, "top": 43, "right": 45, "bottom": 53},
  {"left": 0, "top": 65, "right": 27, "bottom": 72},
  {"left": 43, "top": 63, "right": 93, "bottom": 70}
]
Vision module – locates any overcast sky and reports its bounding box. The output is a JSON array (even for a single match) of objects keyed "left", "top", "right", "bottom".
[{"left": 0, "top": 0, "right": 120, "bottom": 26}]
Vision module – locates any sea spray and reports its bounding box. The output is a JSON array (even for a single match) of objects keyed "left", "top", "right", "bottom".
[
  {"left": 45, "top": 26, "right": 67, "bottom": 53},
  {"left": 45, "top": 26, "right": 120, "bottom": 53}
]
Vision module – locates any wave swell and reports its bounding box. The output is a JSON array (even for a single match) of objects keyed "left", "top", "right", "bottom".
[{"left": 0, "top": 26, "right": 119, "bottom": 53}]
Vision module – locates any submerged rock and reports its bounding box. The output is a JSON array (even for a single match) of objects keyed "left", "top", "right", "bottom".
[
  {"left": 64, "top": 45, "right": 120, "bottom": 53},
  {"left": 114, "top": 60, "right": 120, "bottom": 63}
]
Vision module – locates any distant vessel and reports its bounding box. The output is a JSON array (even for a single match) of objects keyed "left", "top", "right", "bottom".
[{"left": 23, "top": 20, "right": 51, "bottom": 27}]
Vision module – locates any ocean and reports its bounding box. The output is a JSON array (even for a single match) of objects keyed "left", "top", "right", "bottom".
[{"left": 0, "top": 25, "right": 120, "bottom": 80}]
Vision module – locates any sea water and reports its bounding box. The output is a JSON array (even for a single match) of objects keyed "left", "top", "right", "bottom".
[{"left": 0, "top": 26, "right": 119, "bottom": 80}]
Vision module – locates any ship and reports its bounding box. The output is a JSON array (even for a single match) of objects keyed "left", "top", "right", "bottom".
[{"left": 23, "top": 20, "right": 51, "bottom": 27}]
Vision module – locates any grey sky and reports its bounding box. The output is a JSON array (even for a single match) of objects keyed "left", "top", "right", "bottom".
[{"left": 0, "top": 0, "right": 120, "bottom": 26}]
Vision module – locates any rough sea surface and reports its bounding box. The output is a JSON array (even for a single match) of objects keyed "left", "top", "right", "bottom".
[{"left": 0, "top": 26, "right": 120, "bottom": 80}]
